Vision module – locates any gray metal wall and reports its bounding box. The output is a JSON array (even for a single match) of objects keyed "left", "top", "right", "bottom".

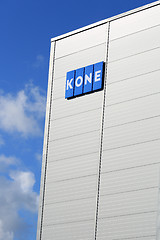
[
  {"left": 37, "top": 2, "right": 160, "bottom": 240},
  {"left": 97, "top": 4, "right": 160, "bottom": 240}
]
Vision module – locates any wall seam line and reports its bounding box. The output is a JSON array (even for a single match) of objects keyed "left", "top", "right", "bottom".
[
  {"left": 94, "top": 21, "right": 110, "bottom": 240},
  {"left": 39, "top": 41, "right": 56, "bottom": 240}
]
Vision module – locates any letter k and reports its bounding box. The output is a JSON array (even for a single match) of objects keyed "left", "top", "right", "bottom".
[{"left": 67, "top": 78, "right": 73, "bottom": 90}]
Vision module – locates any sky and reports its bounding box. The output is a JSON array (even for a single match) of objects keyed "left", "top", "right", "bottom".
[{"left": 0, "top": 0, "right": 158, "bottom": 239}]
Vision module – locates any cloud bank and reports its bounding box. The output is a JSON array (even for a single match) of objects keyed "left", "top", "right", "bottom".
[
  {"left": 0, "top": 83, "right": 46, "bottom": 137},
  {"left": 0, "top": 155, "right": 39, "bottom": 240},
  {"left": 0, "top": 83, "right": 45, "bottom": 239},
  {"left": 33, "top": 54, "right": 45, "bottom": 68}
]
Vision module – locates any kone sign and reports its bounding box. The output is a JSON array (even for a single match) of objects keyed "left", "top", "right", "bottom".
[{"left": 65, "top": 61, "right": 104, "bottom": 99}]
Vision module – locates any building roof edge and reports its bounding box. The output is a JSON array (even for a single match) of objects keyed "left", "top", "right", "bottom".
[{"left": 51, "top": 0, "right": 160, "bottom": 42}]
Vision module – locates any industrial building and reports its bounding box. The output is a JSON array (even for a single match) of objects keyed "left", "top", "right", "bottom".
[{"left": 37, "top": 1, "right": 160, "bottom": 239}]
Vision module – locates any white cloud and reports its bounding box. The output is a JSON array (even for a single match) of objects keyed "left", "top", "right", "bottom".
[
  {"left": 33, "top": 54, "right": 45, "bottom": 68},
  {"left": 25, "top": 83, "right": 46, "bottom": 118},
  {"left": 35, "top": 153, "right": 42, "bottom": 161},
  {"left": 0, "top": 83, "right": 46, "bottom": 137},
  {"left": 10, "top": 171, "right": 36, "bottom": 194},
  {"left": 0, "top": 155, "right": 18, "bottom": 172},
  {"left": 0, "top": 154, "right": 18, "bottom": 166},
  {"left": 0, "top": 170, "right": 39, "bottom": 240},
  {"left": 0, "top": 220, "right": 13, "bottom": 240},
  {"left": 9, "top": 171, "right": 39, "bottom": 211}
]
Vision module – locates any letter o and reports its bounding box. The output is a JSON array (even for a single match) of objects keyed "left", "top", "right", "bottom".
[{"left": 75, "top": 76, "right": 83, "bottom": 87}]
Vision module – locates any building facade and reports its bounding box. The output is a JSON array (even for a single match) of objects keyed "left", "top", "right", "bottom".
[{"left": 37, "top": 2, "right": 160, "bottom": 239}]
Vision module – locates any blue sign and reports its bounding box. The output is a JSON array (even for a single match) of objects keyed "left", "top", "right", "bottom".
[
  {"left": 65, "top": 70, "right": 75, "bottom": 98},
  {"left": 74, "top": 67, "right": 84, "bottom": 96},
  {"left": 83, "top": 64, "right": 93, "bottom": 94},
  {"left": 65, "top": 61, "right": 104, "bottom": 99},
  {"left": 93, "top": 62, "right": 104, "bottom": 91}
]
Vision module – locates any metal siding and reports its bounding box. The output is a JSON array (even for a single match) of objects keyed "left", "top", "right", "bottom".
[
  {"left": 100, "top": 165, "right": 159, "bottom": 195},
  {"left": 46, "top": 152, "right": 99, "bottom": 182},
  {"left": 43, "top": 197, "right": 96, "bottom": 226},
  {"left": 49, "top": 108, "right": 102, "bottom": 141},
  {"left": 109, "top": 24, "right": 160, "bottom": 62},
  {"left": 102, "top": 140, "right": 160, "bottom": 172},
  {"left": 52, "top": 76, "right": 65, "bottom": 100},
  {"left": 97, "top": 212, "right": 157, "bottom": 240},
  {"left": 48, "top": 130, "right": 101, "bottom": 160},
  {"left": 42, "top": 220, "right": 95, "bottom": 240},
  {"left": 103, "top": 116, "right": 160, "bottom": 150},
  {"left": 105, "top": 94, "right": 160, "bottom": 127},
  {"left": 110, "top": 4, "right": 160, "bottom": 40},
  {"left": 99, "top": 188, "right": 158, "bottom": 218},
  {"left": 107, "top": 47, "right": 160, "bottom": 84},
  {"left": 38, "top": 4, "right": 160, "bottom": 240},
  {"left": 97, "top": 5, "right": 160, "bottom": 240},
  {"left": 51, "top": 91, "right": 103, "bottom": 120},
  {"left": 97, "top": 165, "right": 159, "bottom": 239},
  {"left": 55, "top": 24, "right": 107, "bottom": 58},
  {"left": 44, "top": 175, "right": 97, "bottom": 204},
  {"left": 41, "top": 23, "right": 109, "bottom": 240},
  {"left": 107, "top": 70, "right": 160, "bottom": 105}
]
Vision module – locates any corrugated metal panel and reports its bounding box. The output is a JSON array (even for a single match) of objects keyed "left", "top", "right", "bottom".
[
  {"left": 41, "top": 22, "right": 109, "bottom": 240},
  {"left": 109, "top": 25, "right": 160, "bottom": 62},
  {"left": 97, "top": 6, "right": 160, "bottom": 240},
  {"left": 43, "top": 197, "right": 96, "bottom": 226},
  {"left": 102, "top": 140, "right": 160, "bottom": 172},
  {"left": 48, "top": 130, "right": 101, "bottom": 161},
  {"left": 46, "top": 152, "right": 99, "bottom": 182},
  {"left": 107, "top": 47, "right": 160, "bottom": 84},
  {"left": 50, "top": 91, "right": 103, "bottom": 120},
  {"left": 52, "top": 76, "right": 65, "bottom": 100},
  {"left": 49, "top": 108, "right": 102, "bottom": 141},
  {"left": 110, "top": 4, "right": 160, "bottom": 40},
  {"left": 42, "top": 220, "right": 95, "bottom": 240},
  {"left": 39, "top": 4, "right": 160, "bottom": 240},
  {"left": 103, "top": 116, "right": 160, "bottom": 150},
  {"left": 99, "top": 188, "right": 158, "bottom": 218},
  {"left": 107, "top": 70, "right": 160, "bottom": 105},
  {"left": 44, "top": 175, "right": 97, "bottom": 204},
  {"left": 105, "top": 93, "right": 160, "bottom": 128},
  {"left": 97, "top": 212, "right": 157, "bottom": 240},
  {"left": 100, "top": 164, "right": 159, "bottom": 195},
  {"left": 55, "top": 24, "right": 108, "bottom": 58},
  {"left": 109, "top": 24, "right": 160, "bottom": 62}
]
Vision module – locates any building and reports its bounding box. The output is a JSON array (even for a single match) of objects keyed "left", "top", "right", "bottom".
[{"left": 37, "top": 1, "right": 160, "bottom": 239}]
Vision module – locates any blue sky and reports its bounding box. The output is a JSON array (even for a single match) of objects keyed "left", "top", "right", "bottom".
[{"left": 0, "top": 0, "right": 157, "bottom": 239}]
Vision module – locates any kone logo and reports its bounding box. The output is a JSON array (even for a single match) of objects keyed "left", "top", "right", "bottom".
[{"left": 65, "top": 61, "right": 104, "bottom": 99}]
